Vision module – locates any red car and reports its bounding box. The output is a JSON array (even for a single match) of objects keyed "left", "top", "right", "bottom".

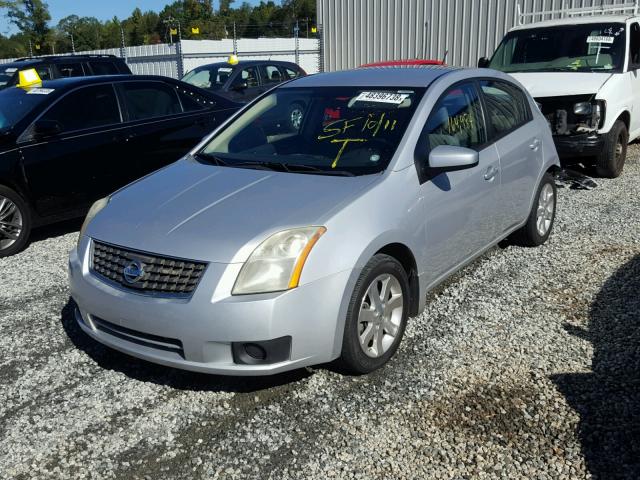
[{"left": 359, "top": 59, "right": 445, "bottom": 68}]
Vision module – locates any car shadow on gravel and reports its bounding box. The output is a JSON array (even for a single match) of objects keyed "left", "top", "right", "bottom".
[
  {"left": 552, "top": 254, "right": 640, "bottom": 479},
  {"left": 60, "top": 299, "right": 313, "bottom": 393}
]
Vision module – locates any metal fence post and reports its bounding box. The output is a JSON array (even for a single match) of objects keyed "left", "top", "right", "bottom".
[
  {"left": 119, "top": 26, "right": 127, "bottom": 60},
  {"left": 294, "top": 20, "right": 300, "bottom": 66},
  {"left": 176, "top": 40, "right": 184, "bottom": 79},
  {"left": 317, "top": 26, "right": 324, "bottom": 73},
  {"left": 233, "top": 22, "right": 237, "bottom": 55}
]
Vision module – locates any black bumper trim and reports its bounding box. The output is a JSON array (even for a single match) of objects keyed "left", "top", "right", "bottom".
[
  {"left": 232, "top": 336, "right": 292, "bottom": 365},
  {"left": 554, "top": 133, "right": 604, "bottom": 157}
]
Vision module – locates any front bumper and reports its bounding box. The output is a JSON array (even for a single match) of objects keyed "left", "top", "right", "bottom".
[
  {"left": 553, "top": 132, "right": 604, "bottom": 158},
  {"left": 68, "top": 238, "right": 352, "bottom": 375}
]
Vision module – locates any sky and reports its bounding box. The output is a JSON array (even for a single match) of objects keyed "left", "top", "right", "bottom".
[{"left": 1, "top": 0, "right": 265, "bottom": 35}]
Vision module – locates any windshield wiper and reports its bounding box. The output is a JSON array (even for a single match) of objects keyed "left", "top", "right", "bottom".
[
  {"left": 285, "top": 163, "right": 356, "bottom": 176},
  {"left": 194, "top": 152, "right": 228, "bottom": 166},
  {"left": 232, "top": 161, "right": 288, "bottom": 172}
]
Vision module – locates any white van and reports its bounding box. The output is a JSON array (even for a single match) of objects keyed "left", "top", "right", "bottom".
[{"left": 480, "top": 4, "right": 640, "bottom": 177}]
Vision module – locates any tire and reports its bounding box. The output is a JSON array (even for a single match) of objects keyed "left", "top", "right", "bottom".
[
  {"left": 0, "top": 185, "right": 31, "bottom": 258},
  {"left": 288, "top": 102, "right": 304, "bottom": 130},
  {"left": 339, "top": 254, "right": 410, "bottom": 374},
  {"left": 511, "top": 173, "right": 557, "bottom": 247},
  {"left": 595, "top": 120, "right": 628, "bottom": 178}
]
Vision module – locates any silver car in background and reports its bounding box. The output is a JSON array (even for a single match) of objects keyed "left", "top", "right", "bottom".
[{"left": 69, "top": 66, "right": 560, "bottom": 375}]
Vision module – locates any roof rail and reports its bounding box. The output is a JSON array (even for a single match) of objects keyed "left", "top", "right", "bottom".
[{"left": 516, "top": 0, "right": 640, "bottom": 25}]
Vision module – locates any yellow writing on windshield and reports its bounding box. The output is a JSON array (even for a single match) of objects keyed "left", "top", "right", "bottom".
[{"left": 330, "top": 138, "right": 366, "bottom": 168}]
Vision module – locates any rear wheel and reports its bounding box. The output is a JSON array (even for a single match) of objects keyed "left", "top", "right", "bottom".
[
  {"left": 339, "top": 254, "right": 409, "bottom": 374},
  {"left": 0, "top": 185, "right": 31, "bottom": 258},
  {"left": 511, "top": 173, "right": 556, "bottom": 247},
  {"left": 596, "top": 120, "right": 627, "bottom": 178}
]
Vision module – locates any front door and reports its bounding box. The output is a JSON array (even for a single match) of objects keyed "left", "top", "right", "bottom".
[
  {"left": 19, "top": 83, "right": 126, "bottom": 217},
  {"left": 227, "top": 66, "right": 263, "bottom": 102},
  {"left": 418, "top": 82, "right": 501, "bottom": 283}
]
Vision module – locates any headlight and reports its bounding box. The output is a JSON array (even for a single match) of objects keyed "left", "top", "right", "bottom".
[
  {"left": 573, "top": 102, "right": 592, "bottom": 115},
  {"left": 77, "top": 196, "right": 110, "bottom": 247},
  {"left": 232, "top": 226, "right": 326, "bottom": 295}
]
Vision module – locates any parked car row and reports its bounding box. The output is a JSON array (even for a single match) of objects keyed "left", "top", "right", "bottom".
[{"left": 2, "top": 12, "right": 635, "bottom": 377}]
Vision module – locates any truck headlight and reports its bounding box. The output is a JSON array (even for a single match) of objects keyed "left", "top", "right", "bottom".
[
  {"left": 573, "top": 102, "right": 592, "bottom": 115},
  {"left": 232, "top": 226, "right": 326, "bottom": 295},
  {"left": 77, "top": 196, "right": 110, "bottom": 248}
]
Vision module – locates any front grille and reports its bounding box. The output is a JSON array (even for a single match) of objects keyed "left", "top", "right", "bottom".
[
  {"left": 91, "top": 240, "right": 207, "bottom": 297},
  {"left": 92, "top": 316, "right": 184, "bottom": 357}
]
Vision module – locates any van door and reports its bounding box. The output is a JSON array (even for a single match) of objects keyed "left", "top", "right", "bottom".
[
  {"left": 479, "top": 80, "right": 542, "bottom": 233},
  {"left": 19, "top": 84, "right": 126, "bottom": 216},
  {"left": 418, "top": 82, "right": 501, "bottom": 281},
  {"left": 627, "top": 22, "right": 640, "bottom": 138}
]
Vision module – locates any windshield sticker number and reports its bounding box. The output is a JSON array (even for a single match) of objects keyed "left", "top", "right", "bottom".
[
  {"left": 587, "top": 36, "right": 615, "bottom": 44},
  {"left": 26, "top": 88, "right": 54, "bottom": 95},
  {"left": 354, "top": 91, "right": 410, "bottom": 105}
]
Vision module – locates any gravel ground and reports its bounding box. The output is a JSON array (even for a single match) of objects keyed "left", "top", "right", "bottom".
[{"left": 1, "top": 149, "right": 639, "bottom": 480}]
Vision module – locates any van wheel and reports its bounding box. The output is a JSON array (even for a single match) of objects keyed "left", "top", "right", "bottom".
[
  {"left": 596, "top": 120, "right": 627, "bottom": 178},
  {"left": 0, "top": 185, "right": 31, "bottom": 258},
  {"left": 512, "top": 173, "right": 557, "bottom": 247},
  {"left": 339, "top": 254, "right": 409, "bottom": 374}
]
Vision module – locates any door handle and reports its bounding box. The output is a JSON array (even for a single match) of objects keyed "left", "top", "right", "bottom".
[
  {"left": 529, "top": 138, "right": 541, "bottom": 151},
  {"left": 484, "top": 166, "right": 498, "bottom": 181}
]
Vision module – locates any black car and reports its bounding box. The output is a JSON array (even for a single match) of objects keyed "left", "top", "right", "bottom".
[
  {"left": 0, "top": 74, "right": 240, "bottom": 256},
  {"left": 181, "top": 60, "right": 305, "bottom": 103},
  {"left": 0, "top": 54, "right": 131, "bottom": 90}
]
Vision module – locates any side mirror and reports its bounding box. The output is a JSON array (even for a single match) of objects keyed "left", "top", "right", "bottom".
[
  {"left": 478, "top": 57, "right": 490, "bottom": 68},
  {"left": 232, "top": 81, "right": 248, "bottom": 91},
  {"left": 33, "top": 119, "right": 62, "bottom": 138},
  {"left": 428, "top": 145, "right": 479, "bottom": 170}
]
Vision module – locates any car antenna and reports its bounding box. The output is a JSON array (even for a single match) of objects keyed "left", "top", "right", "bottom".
[{"left": 441, "top": 49, "right": 448, "bottom": 64}]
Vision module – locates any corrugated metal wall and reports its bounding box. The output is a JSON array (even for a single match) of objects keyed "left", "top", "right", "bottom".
[{"left": 318, "top": 0, "right": 637, "bottom": 71}]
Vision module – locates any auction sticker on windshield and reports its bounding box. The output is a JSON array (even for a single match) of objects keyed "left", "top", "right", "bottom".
[
  {"left": 587, "top": 36, "right": 615, "bottom": 44},
  {"left": 354, "top": 91, "right": 410, "bottom": 104},
  {"left": 26, "top": 88, "right": 54, "bottom": 95}
]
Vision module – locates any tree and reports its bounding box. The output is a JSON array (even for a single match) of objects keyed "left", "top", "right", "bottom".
[{"left": 1, "top": 0, "right": 51, "bottom": 47}]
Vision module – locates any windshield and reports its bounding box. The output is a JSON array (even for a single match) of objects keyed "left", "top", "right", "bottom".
[
  {"left": 199, "top": 86, "right": 424, "bottom": 176},
  {"left": 182, "top": 65, "right": 235, "bottom": 90},
  {"left": 0, "top": 86, "right": 50, "bottom": 131},
  {"left": 489, "top": 23, "right": 626, "bottom": 73},
  {"left": 0, "top": 66, "right": 18, "bottom": 90}
]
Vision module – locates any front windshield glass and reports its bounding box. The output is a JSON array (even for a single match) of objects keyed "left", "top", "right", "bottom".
[
  {"left": 489, "top": 23, "right": 626, "bottom": 73},
  {"left": 0, "top": 86, "right": 50, "bottom": 131},
  {"left": 0, "top": 66, "right": 18, "bottom": 89},
  {"left": 182, "top": 65, "right": 235, "bottom": 90},
  {"left": 200, "top": 86, "right": 424, "bottom": 176}
]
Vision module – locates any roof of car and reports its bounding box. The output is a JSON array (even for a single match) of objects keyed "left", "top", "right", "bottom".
[
  {"left": 1, "top": 55, "right": 123, "bottom": 70},
  {"left": 511, "top": 14, "right": 637, "bottom": 31},
  {"left": 13, "top": 74, "right": 176, "bottom": 90},
  {"left": 194, "top": 59, "right": 299, "bottom": 69},
  {"left": 284, "top": 65, "right": 456, "bottom": 88}
]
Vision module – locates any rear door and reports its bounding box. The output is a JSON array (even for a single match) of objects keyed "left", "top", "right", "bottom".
[
  {"left": 418, "top": 81, "right": 501, "bottom": 282},
  {"left": 479, "top": 79, "right": 542, "bottom": 233},
  {"left": 53, "top": 62, "right": 85, "bottom": 78},
  {"left": 117, "top": 80, "right": 222, "bottom": 176},
  {"left": 19, "top": 83, "right": 127, "bottom": 216}
]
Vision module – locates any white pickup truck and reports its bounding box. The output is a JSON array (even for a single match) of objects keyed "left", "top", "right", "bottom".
[{"left": 480, "top": 5, "right": 640, "bottom": 178}]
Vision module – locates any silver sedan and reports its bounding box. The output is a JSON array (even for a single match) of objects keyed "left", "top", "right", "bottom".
[{"left": 69, "top": 66, "right": 559, "bottom": 375}]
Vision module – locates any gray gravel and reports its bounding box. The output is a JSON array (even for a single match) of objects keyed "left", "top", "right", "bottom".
[{"left": 1, "top": 149, "right": 640, "bottom": 480}]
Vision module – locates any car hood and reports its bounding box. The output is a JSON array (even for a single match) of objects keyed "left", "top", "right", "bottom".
[
  {"left": 89, "top": 157, "right": 378, "bottom": 263},
  {"left": 509, "top": 72, "right": 613, "bottom": 98}
]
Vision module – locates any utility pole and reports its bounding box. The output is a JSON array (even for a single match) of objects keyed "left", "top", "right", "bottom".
[
  {"left": 28, "top": 39, "right": 33, "bottom": 57},
  {"left": 163, "top": 16, "right": 181, "bottom": 44},
  {"left": 120, "top": 24, "right": 127, "bottom": 59},
  {"left": 70, "top": 32, "right": 76, "bottom": 54},
  {"left": 233, "top": 21, "right": 237, "bottom": 55}
]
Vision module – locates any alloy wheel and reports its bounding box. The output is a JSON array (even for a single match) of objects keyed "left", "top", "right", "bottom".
[
  {"left": 358, "top": 273, "right": 404, "bottom": 358},
  {"left": 0, "top": 195, "right": 23, "bottom": 251},
  {"left": 290, "top": 108, "right": 303, "bottom": 130},
  {"left": 535, "top": 183, "right": 555, "bottom": 237}
]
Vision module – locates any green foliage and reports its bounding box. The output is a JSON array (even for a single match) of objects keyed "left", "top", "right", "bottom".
[{"left": 0, "top": 0, "right": 317, "bottom": 58}]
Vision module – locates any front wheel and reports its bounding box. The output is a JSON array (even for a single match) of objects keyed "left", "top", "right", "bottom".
[
  {"left": 339, "top": 254, "right": 409, "bottom": 374},
  {"left": 511, "top": 173, "right": 557, "bottom": 247},
  {"left": 0, "top": 185, "right": 31, "bottom": 258},
  {"left": 596, "top": 120, "right": 628, "bottom": 178}
]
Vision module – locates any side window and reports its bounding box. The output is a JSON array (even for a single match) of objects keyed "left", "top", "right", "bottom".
[
  {"left": 259, "top": 65, "right": 283, "bottom": 85},
  {"left": 284, "top": 67, "right": 301, "bottom": 79},
  {"left": 56, "top": 63, "right": 84, "bottom": 78},
  {"left": 174, "top": 84, "right": 214, "bottom": 111},
  {"left": 630, "top": 23, "right": 640, "bottom": 67},
  {"left": 238, "top": 67, "right": 259, "bottom": 88},
  {"left": 35, "top": 65, "right": 52, "bottom": 80},
  {"left": 480, "top": 80, "right": 531, "bottom": 136},
  {"left": 40, "top": 84, "right": 120, "bottom": 132},
  {"left": 89, "top": 61, "right": 120, "bottom": 75},
  {"left": 424, "top": 82, "right": 486, "bottom": 150},
  {"left": 121, "top": 82, "right": 182, "bottom": 121}
]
